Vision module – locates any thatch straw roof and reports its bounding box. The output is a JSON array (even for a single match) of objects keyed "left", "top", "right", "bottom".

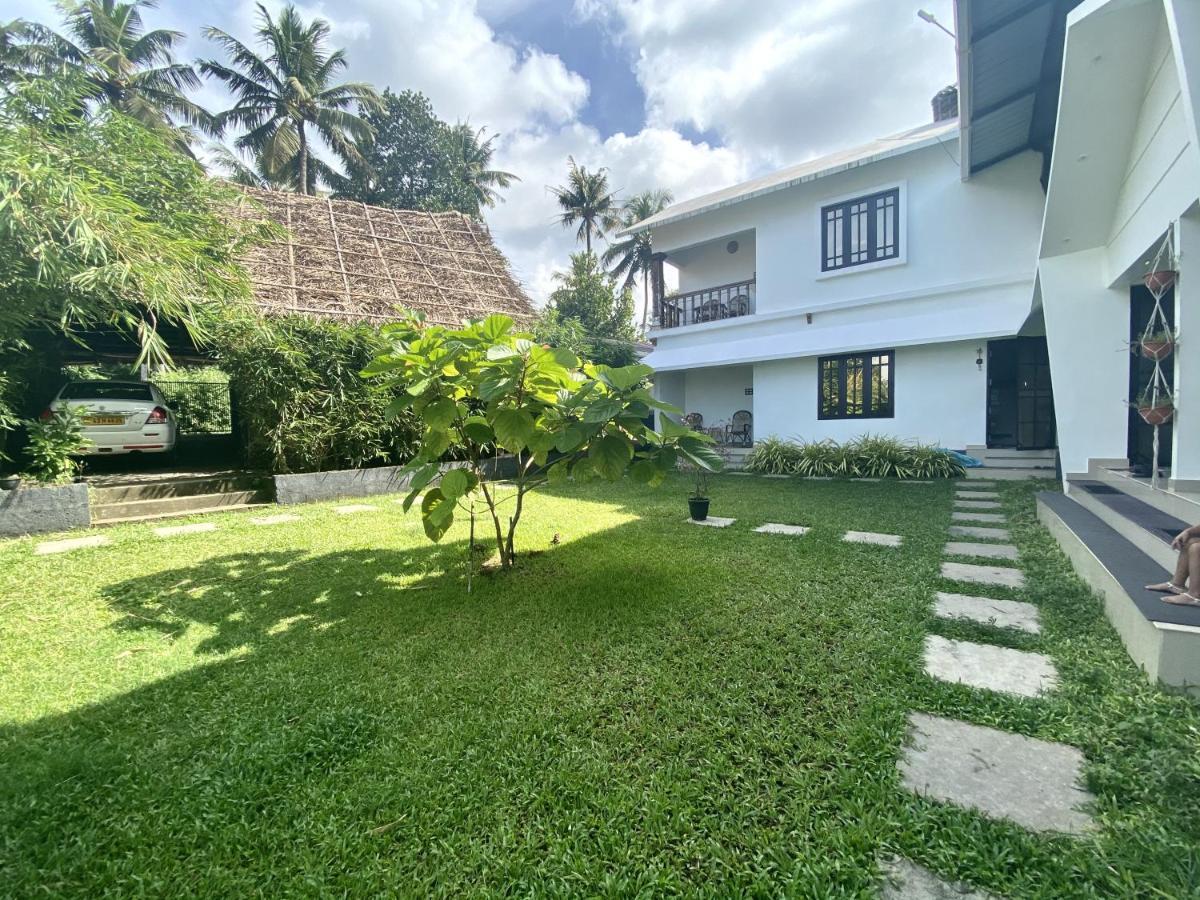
[{"left": 233, "top": 188, "right": 535, "bottom": 328}]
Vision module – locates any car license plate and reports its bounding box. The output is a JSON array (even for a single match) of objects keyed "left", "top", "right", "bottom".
[{"left": 84, "top": 416, "right": 124, "bottom": 425}]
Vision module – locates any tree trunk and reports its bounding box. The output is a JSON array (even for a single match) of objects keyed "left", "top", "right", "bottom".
[
  {"left": 297, "top": 120, "right": 308, "bottom": 195},
  {"left": 585, "top": 223, "right": 592, "bottom": 255},
  {"left": 642, "top": 274, "right": 650, "bottom": 331}
]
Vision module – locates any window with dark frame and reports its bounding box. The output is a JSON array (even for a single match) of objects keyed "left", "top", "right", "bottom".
[
  {"left": 818, "top": 350, "right": 894, "bottom": 419},
  {"left": 821, "top": 188, "right": 900, "bottom": 272}
]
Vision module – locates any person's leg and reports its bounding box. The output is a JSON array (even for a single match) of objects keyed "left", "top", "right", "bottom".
[
  {"left": 1163, "top": 541, "right": 1200, "bottom": 606},
  {"left": 1147, "top": 536, "right": 1192, "bottom": 592}
]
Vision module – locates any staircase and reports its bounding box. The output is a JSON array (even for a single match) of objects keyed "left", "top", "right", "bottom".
[
  {"left": 1036, "top": 462, "right": 1200, "bottom": 694},
  {"left": 722, "top": 446, "right": 752, "bottom": 470},
  {"left": 963, "top": 446, "right": 1057, "bottom": 480},
  {"left": 88, "top": 471, "right": 274, "bottom": 525}
]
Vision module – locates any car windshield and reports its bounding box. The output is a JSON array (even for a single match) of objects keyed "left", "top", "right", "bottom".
[{"left": 59, "top": 382, "right": 154, "bottom": 402}]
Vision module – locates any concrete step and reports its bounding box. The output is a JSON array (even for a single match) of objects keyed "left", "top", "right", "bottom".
[
  {"left": 1087, "top": 463, "right": 1200, "bottom": 523},
  {"left": 96, "top": 502, "right": 272, "bottom": 526},
  {"left": 92, "top": 490, "right": 267, "bottom": 524},
  {"left": 90, "top": 473, "right": 270, "bottom": 504},
  {"left": 1037, "top": 491, "right": 1200, "bottom": 695},
  {"left": 965, "top": 467, "right": 1055, "bottom": 481},
  {"left": 1066, "top": 482, "right": 1183, "bottom": 572}
]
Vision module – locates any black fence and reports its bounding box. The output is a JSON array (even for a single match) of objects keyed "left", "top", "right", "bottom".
[{"left": 154, "top": 380, "right": 232, "bottom": 435}]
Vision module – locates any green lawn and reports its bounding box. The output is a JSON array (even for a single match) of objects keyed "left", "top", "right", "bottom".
[{"left": 1, "top": 476, "right": 1198, "bottom": 897}]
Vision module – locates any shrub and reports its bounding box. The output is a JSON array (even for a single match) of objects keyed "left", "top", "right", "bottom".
[
  {"left": 23, "top": 406, "right": 86, "bottom": 484},
  {"left": 745, "top": 434, "right": 964, "bottom": 479},
  {"left": 215, "top": 315, "right": 422, "bottom": 473},
  {"left": 153, "top": 369, "right": 232, "bottom": 434}
]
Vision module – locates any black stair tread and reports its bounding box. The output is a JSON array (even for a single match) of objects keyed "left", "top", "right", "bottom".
[
  {"left": 1039, "top": 491, "right": 1200, "bottom": 629},
  {"left": 1073, "top": 480, "right": 1191, "bottom": 546}
]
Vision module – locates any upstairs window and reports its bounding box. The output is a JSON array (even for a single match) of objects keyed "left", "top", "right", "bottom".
[
  {"left": 819, "top": 350, "right": 894, "bottom": 419},
  {"left": 821, "top": 187, "right": 900, "bottom": 272}
]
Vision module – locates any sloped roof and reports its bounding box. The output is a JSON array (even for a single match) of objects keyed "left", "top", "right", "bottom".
[
  {"left": 619, "top": 119, "right": 958, "bottom": 236},
  {"left": 232, "top": 188, "right": 535, "bottom": 328}
]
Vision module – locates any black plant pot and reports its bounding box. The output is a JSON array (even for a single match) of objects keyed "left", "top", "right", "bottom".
[
  {"left": 688, "top": 496, "right": 710, "bottom": 521},
  {"left": 0, "top": 476, "right": 20, "bottom": 491}
]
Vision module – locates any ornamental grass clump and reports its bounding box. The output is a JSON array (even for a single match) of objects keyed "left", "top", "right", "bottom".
[{"left": 745, "top": 434, "right": 963, "bottom": 479}]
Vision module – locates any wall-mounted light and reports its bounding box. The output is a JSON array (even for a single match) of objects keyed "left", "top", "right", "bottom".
[
  {"left": 726, "top": 240, "right": 739, "bottom": 254},
  {"left": 806, "top": 313, "right": 813, "bottom": 324},
  {"left": 975, "top": 347, "right": 984, "bottom": 371}
]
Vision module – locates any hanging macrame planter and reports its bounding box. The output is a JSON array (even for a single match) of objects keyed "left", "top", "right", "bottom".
[
  {"left": 1137, "top": 394, "right": 1175, "bottom": 426},
  {"left": 1133, "top": 234, "right": 1179, "bottom": 487},
  {"left": 1138, "top": 332, "right": 1176, "bottom": 361},
  {"left": 1143, "top": 269, "right": 1177, "bottom": 297}
]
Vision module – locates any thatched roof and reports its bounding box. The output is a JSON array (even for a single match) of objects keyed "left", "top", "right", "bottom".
[{"left": 233, "top": 188, "right": 535, "bottom": 328}]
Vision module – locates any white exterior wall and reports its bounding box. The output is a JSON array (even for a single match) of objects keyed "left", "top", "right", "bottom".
[
  {"left": 1171, "top": 210, "right": 1200, "bottom": 485},
  {"left": 754, "top": 340, "right": 987, "bottom": 448},
  {"left": 671, "top": 231, "right": 756, "bottom": 294},
  {"left": 678, "top": 366, "right": 753, "bottom": 428}
]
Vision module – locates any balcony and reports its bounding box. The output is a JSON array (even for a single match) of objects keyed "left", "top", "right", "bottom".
[{"left": 654, "top": 278, "right": 756, "bottom": 329}]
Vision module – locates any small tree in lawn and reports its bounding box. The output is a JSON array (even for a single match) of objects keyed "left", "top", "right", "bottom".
[{"left": 364, "top": 312, "right": 722, "bottom": 570}]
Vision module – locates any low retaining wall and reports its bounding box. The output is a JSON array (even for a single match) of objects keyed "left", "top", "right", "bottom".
[
  {"left": 0, "top": 483, "right": 91, "bottom": 537},
  {"left": 274, "top": 457, "right": 519, "bottom": 506}
]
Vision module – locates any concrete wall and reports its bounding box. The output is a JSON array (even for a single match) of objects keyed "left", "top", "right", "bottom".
[
  {"left": 274, "top": 458, "right": 519, "bottom": 505},
  {"left": 0, "top": 483, "right": 91, "bottom": 537},
  {"left": 671, "top": 230, "right": 756, "bottom": 294},
  {"left": 752, "top": 339, "right": 987, "bottom": 448},
  {"left": 679, "top": 366, "right": 753, "bottom": 430}
]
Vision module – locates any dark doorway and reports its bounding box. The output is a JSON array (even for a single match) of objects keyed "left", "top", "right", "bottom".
[
  {"left": 986, "top": 337, "right": 1057, "bottom": 450},
  {"left": 1128, "top": 283, "right": 1174, "bottom": 476}
]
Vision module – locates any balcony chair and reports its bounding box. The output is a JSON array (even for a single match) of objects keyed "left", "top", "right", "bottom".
[{"left": 682, "top": 412, "right": 704, "bottom": 431}]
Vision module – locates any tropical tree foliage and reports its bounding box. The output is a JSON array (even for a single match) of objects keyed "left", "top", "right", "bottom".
[
  {"left": 537, "top": 251, "right": 639, "bottom": 366},
  {"left": 363, "top": 313, "right": 720, "bottom": 569},
  {"left": 0, "top": 77, "right": 273, "bottom": 428},
  {"left": 0, "top": 0, "right": 212, "bottom": 152},
  {"left": 550, "top": 156, "right": 619, "bottom": 253},
  {"left": 603, "top": 189, "right": 673, "bottom": 328},
  {"left": 448, "top": 122, "right": 517, "bottom": 213},
  {"left": 200, "top": 3, "right": 380, "bottom": 194}
]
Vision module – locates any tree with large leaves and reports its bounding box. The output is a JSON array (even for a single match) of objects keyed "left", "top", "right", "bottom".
[
  {"left": 448, "top": 122, "right": 517, "bottom": 214},
  {"left": 602, "top": 189, "right": 674, "bottom": 329},
  {"left": 1, "top": 1, "right": 211, "bottom": 153},
  {"left": 200, "top": 4, "right": 380, "bottom": 195},
  {"left": 363, "top": 312, "right": 720, "bottom": 570},
  {"left": 549, "top": 156, "right": 619, "bottom": 254},
  {"left": 536, "top": 251, "right": 638, "bottom": 367}
]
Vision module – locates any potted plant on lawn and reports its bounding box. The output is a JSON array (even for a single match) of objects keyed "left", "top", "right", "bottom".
[
  {"left": 688, "top": 464, "right": 711, "bottom": 521},
  {"left": 1137, "top": 329, "right": 1176, "bottom": 361},
  {"left": 1133, "top": 388, "right": 1175, "bottom": 426},
  {"left": 0, "top": 470, "right": 20, "bottom": 491}
]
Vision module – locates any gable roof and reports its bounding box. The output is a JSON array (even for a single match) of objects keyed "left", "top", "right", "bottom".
[
  {"left": 232, "top": 188, "right": 535, "bottom": 328},
  {"left": 619, "top": 119, "right": 958, "bottom": 236}
]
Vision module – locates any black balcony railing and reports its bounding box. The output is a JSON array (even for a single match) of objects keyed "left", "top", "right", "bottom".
[{"left": 655, "top": 279, "right": 756, "bottom": 329}]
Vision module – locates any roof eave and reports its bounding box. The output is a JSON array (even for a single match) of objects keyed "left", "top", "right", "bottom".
[{"left": 955, "top": 0, "right": 974, "bottom": 180}]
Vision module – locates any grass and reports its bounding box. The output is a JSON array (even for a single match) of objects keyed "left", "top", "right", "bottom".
[{"left": 1, "top": 475, "right": 1198, "bottom": 897}]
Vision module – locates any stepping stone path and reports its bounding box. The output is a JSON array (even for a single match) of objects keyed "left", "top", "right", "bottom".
[
  {"left": 877, "top": 856, "right": 999, "bottom": 900},
  {"left": 843, "top": 530, "right": 902, "bottom": 547},
  {"left": 923, "top": 635, "right": 1058, "bottom": 697},
  {"left": 951, "top": 511, "right": 1006, "bottom": 524},
  {"left": 252, "top": 514, "right": 301, "bottom": 526},
  {"left": 943, "top": 541, "right": 1019, "bottom": 561},
  {"left": 955, "top": 490, "right": 999, "bottom": 500},
  {"left": 754, "top": 523, "right": 809, "bottom": 536},
  {"left": 154, "top": 523, "right": 217, "bottom": 538},
  {"left": 899, "top": 713, "right": 1095, "bottom": 834},
  {"left": 960, "top": 480, "right": 997, "bottom": 488},
  {"left": 954, "top": 499, "right": 1002, "bottom": 510},
  {"left": 934, "top": 592, "right": 1041, "bottom": 634},
  {"left": 948, "top": 525, "right": 1010, "bottom": 541},
  {"left": 34, "top": 534, "right": 110, "bottom": 555},
  {"left": 687, "top": 516, "right": 735, "bottom": 528},
  {"left": 941, "top": 561, "right": 1025, "bottom": 589},
  {"left": 762, "top": 474, "right": 791, "bottom": 479},
  {"left": 335, "top": 504, "right": 378, "bottom": 515}
]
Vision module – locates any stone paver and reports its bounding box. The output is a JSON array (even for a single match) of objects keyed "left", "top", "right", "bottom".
[
  {"left": 251, "top": 514, "right": 302, "bottom": 526},
  {"left": 924, "top": 635, "right": 1058, "bottom": 697},
  {"left": 727, "top": 471, "right": 752, "bottom": 476},
  {"left": 878, "top": 856, "right": 1000, "bottom": 900},
  {"left": 956, "top": 490, "right": 999, "bottom": 500},
  {"left": 754, "top": 523, "right": 809, "bottom": 536},
  {"left": 851, "top": 477, "right": 882, "bottom": 482},
  {"left": 954, "top": 499, "right": 1002, "bottom": 510},
  {"left": 843, "top": 530, "right": 902, "bottom": 547},
  {"left": 154, "top": 522, "right": 217, "bottom": 538},
  {"left": 941, "top": 561, "right": 1025, "bottom": 589},
  {"left": 952, "top": 511, "right": 1006, "bottom": 524},
  {"left": 899, "top": 712, "right": 1095, "bottom": 834},
  {"left": 943, "top": 541, "right": 1019, "bottom": 561},
  {"left": 335, "top": 504, "right": 378, "bottom": 514},
  {"left": 934, "top": 591, "right": 1041, "bottom": 634},
  {"left": 688, "top": 516, "right": 736, "bottom": 528},
  {"left": 948, "top": 525, "right": 1011, "bottom": 541},
  {"left": 960, "top": 480, "right": 997, "bottom": 487},
  {"left": 762, "top": 474, "right": 791, "bottom": 479},
  {"left": 34, "top": 534, "right": 110, "bottom": 555}
]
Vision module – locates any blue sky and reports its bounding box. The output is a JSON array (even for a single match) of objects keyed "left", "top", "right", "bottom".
[{"left": 7, "top": 0, "right": 959, "bottom": 301}]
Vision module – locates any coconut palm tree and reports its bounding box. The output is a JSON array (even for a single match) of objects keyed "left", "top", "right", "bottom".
[
  {"left": 200, "top": 4, "right": 380, "bottom": 195},
  {"left": 1, "top": 2, "right": 211, "bottom": 151},
  {"left": 449, "top": 122, "right": 518, "bottom": 214},
  {"left": 602, "top": 189, "right": 674, "bottom": 329},
  {"left": 550, "top": 156, "right": 619, "bottom": 254},
  {"left": 204, "top": 142, "right": 284, "bottom": 189}
]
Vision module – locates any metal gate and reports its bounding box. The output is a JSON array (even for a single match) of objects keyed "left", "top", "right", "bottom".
[{"left": 153, "top": 380, "right": 232, "bottom": 435}]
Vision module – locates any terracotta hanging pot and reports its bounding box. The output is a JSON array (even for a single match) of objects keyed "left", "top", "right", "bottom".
[
  {"left": 1139, "top": 335, "right": 1176, "bottom": 361},
  {"left": 1138, "top": 403, "right": 1175, "bottom": 426},
  {"left": 1143, "top": 270, "right": 1177, "bottom": 296}
]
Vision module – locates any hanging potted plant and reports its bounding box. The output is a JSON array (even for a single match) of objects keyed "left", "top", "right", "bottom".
[
  {"left": 1133, "top": 388, "right": 1175, "bottom": 426},
  {"left": 0, "top": 473, "right": 20, "bottom": 491},
  {"left": 1143, "top": 269, "right": 1177, "bottom": 297},
  {"left": 1137, "top": 329, "right": 1176, "bottom": 361},
  {"left": 688, "top": 464, "right": 711, "bottom": 521}
]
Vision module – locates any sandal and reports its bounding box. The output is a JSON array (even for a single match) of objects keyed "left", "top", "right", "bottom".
[
  {"left": 1162, "top": 593, "right": 1200, "bottom": 607},
  {"left": 1146, "top": 581, "right": 1185, "bottom": 592}
]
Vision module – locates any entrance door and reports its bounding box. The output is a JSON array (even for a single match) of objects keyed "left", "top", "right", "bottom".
[
  {"left": 986, "top": 337, "right": 1056, "bottom": 450},
  {"left": 1128, "top": 284, "right": 1174, "bottom": 475}
]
